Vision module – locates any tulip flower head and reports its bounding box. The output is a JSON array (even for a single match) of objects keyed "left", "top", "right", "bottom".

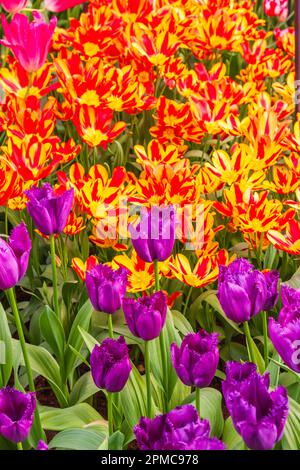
[
  {"left": 1, "top": 12, "right": 57, "bottom": 73},
  {"left": 44, "top": 0, "right": 85, "bottom": 12},
  {"left": 0, "top": 0, "right": 27, "bottom": 13},
  {"left": 222, "top": 362, "right": 288, "bottom": 450},
  {"left": 0, "top": 222, "right": 31, "bottom": 291},
  {"left": 36, "top": 440, "right": 48, "bottom": 450},
  {"left": 134, "top": 405, "right": 225, "bottom": 450},
  {"left": 90, "top": 336, "right": 132, "bottom": 392},
  {"left": 171, "top": 329, "right": 219, "bottom": 388},
  {"left": 0, "top": 387, "right": 36, "bottom": 443},
  {"left": 25, "top": 183, "right": 74, "bottom": 236},
  {"left": 86, "top": 264, "right": 127, "bottom": 314},
  {"left": 123, "top": 291, "right": 167, "bottom": 341}
]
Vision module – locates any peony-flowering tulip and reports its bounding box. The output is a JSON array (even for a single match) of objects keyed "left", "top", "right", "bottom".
[
  {"left": 222, "top": 362, "right": 288, "bottom": 450},
  {"left": 122, "top": 291, "right": 167, "bottom": 341},
  {"left": 90, "top": 336, "right": 132, "bottom": 392},
  {"left": 86, "top": 264, "right": 127, "bottom": 314},
  {"left": 0, "top": 222, "right": 31, "bottom": 291},
  {"left": 217, "top": 258, "right": 271, "bottom": 323},
  {"left": 134, "top": 405, "right": 225, "bottom": 450},
  {"left": 25, "top": 183, "right": 74, "bottom": 236},
  {"left": 44, "top": 0, "right": 85, "bottom": 12},
  {"left": 170, "top": 330, "right": 219, "bottom": 388},
  {"left": 0, "top": 387, "right": 36, "bottom": 443},
  {"left": 129, "top": 205, "right": 175, "bottom": 263},
  {"left": 1, "top": 12, "right": 57, "bottom": 73},
  {"left": 269, "top": 285, "right": 300, "bottom": 373},
  {"left": 0, "top": 0, "right": 27, "bottom": 13}
]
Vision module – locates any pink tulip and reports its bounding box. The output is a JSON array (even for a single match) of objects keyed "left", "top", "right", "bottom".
[
  {"left": 0, "top": 0, "right": 27, "bottom": 13},
  {"left": 0, "top": 12, "right": 57, "bottom": 73},
  {"left": 44, "top": 0, "right": 85, "bottom": 12}
]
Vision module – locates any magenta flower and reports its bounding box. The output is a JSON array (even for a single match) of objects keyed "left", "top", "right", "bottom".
[
  {"left": 44, "top": 0, "right": 85, "bottom": 12},
  {"left": 25, "top": 183, "right": 74, "bottom": 236},
  {"left": 134, "top": 405, "right": 225, "bottom": 450},
  {"left": 36, "top": 440, "right": 48, "bottom": 450},
  {"left": 0, "top": 387, "right": 36, "bottom": 443},
  {"left": 90, "top": 336, "right": 132, "bottom": 393},
  {"left": 122, "top": 291, "right": 167, "bottom": 341},
  {"left": 0, "top": 222, "right": 31, "bottom": 291},
  {"left": 0, "top": 0, "right": 27, "bottom": 13},
  {"left": 1, "top": 12, "right": 57, "bottom": 73}
]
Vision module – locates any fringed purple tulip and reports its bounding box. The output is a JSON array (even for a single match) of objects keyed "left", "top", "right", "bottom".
[
  {"left": 25, "top": 183, "right": 74, "bottom": 236},
  {"left": 262, "top": 269, "right": 280, "bottom": 310},
  {"left": 0, "top": 387, "right": 36, "bottom": 443},
  {"left": 170, "top": 329, "right": 219, "bottom": 388},
  {"left": 90, "top": 336, "right": 131, "bottom": 392},
  {"left": 0, "top": 222, "right": 31, "bottom": 290},
  {"left": 134, "top": 405, "right": 225, "bottom": 450},
  {"left": 222, "top": 362, "right": 288, "bottom": 450},
  {"left": 123, "top": 291, "right": 167, "bottom": 341},
  {"left": 86, "top": 264, "right": 127, "bottom": 314},
  {"left": 36, "top": 440, "right": 48, "bottom": 450},
  {"left": 269, "top": 285, "right": 300, "bottom": 373},
  {"left": 129, "top": 205, "right": 175, "bottom": 262},
  {"left": 217, "top": 258, "right": 271, "bottom": 323}
]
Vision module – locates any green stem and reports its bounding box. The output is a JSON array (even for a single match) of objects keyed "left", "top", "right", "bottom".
[
  {"left": 4, "top": 206, "right": 8, "bottom": 235},
  {"left": 145, "top": 341, "right": 152, "bottom": 417},
  {"left": 16, "top": 442, "right": 23, "bottom": 451},
  {"left": 182, "top": 286, "right": 193, "bottom": 316},
  {"left": 154, "top": 259, "right": 160, "bottom": 290},
  {"left": 244, "top": 321, "right": 255, "bottom": 364},
  {"left": 195, "top": 388, "right": 200, "bottom": 417},
  {"left": 6, "top": 288, "right": 44, "bottom": 440},
  {"left": 107, "top": 314, "right": 113, "bottom": 339},
  {"left": 49, "top": 235, "right": 60, "bottom": 319},
  {"left": 107, "top": 392, "right": 113, "bottom": 436},
  {"left": 262, "top": 311, "right": 268, "bottom": 369}
]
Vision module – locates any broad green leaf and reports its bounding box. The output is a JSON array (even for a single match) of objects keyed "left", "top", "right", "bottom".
[
  {"left": 222, "top": 417, "right": 243, "bottom": 450},
  {"left": 39, "top": 306, "right": 66, "bottom": 364},
  {"left": 108, "top": 431, "right": 125, "bottom": 450},
  {"left": 120, "top": 362, "right": 147, "bottom": 431},
  {"left": 281, "top": 395, "right": 300, "bottom": 450},
  {"left": 78, "top": 326, "right": 99, "bottom": 352},
  {"left": 40, "top": 403, "right": 106, "bottom": 430},
  {"left": 49, "top": 428, "right": 107, "bottom": 450},
  {"left": 172, "top": 310, "right": 194, "bottom": 336},
  {"left": 69, "top": 372, "right": 98, "bottom": 405},
  {"left": 0, "top": 303, "right": 13, "bottom": 386},
  {"left": 245, "top": 333, "right": 265, "bottom": 374}
]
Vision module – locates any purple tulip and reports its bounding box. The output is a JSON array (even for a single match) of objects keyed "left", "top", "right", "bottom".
[
  {"left": 217, "top": 258, "right": 270, "bottom": 323},
  {"left": 0, "top": 222, "right": 31, "bottom": 291},
  {"left": 170, "top": 330, "right": 219, "bottom": 388},
  {"left": 36, "top": 440, "right": 48, "bottom": 450},
  {"left": 269, "top": 285, "right": 300, "bottom": 373},
  {"left": 122, "top": 291, "right": 167, "bottom": 341},
  {"left": 86, "top": 264, "right": 127, "bottom": 314},
  {"left": 134, "top": 405, "right": 225, "bottom": 450},
  {"left": 262, "top": 270, "right": 280, "bottom": 310},
  {"left": 129, "top": 205, "right": 175, "bottom": 262},
  {"left": 25, "top": 183, "right": 74, "bottom": 235},
  {"left": 90, "top": 336, "right": 132, "bottom": 392},
  {"left": 0, "top": 387, "right": 36, "bottom": 443},
  {"left": 222, "top": 362, "right": 288, "bottom": 450}
]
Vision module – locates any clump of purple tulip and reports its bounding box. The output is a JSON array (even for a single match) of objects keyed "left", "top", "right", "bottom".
[
  {"left": 222, "top": 362, "right": 288, "bottom": 450},
  {"left": 0, "top": 387, "right": 36, "bottom": 443},
  {"left": 134, "top": 404, "right": 225, "bottom": 450}
]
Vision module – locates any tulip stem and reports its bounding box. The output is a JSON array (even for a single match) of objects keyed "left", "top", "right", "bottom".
[
  {"left": 49, "top": 235, "right": 60, "bottom": 319},
  {"left": 107, "top": 314, "right": 114, "bottom": 339},
  {"left": 16, "top": 442, "right": 23, "bottom": 451},
  {"left": 244, "top": 321, "right": 255, "bottom": 364},
  {"left": 183, "top": 286, "right": 193, "bottom": 316},
  {"left": 195, "top": 388, "right": 201, "bottom": 417},
  {"left": 6, "top": 288, "right": 44, "bottom": 441},
  {"left": 145, "top": 341, "right": 153, "bottom": 418},
  {"left": 262, "top": 311, "right": 268, "bottom": 369},
  {"left": 154, "top": 259, "right": 160, "bottom": 291},
  {"left": 107, "top": 392, "right": 113, "bottom": 436}
]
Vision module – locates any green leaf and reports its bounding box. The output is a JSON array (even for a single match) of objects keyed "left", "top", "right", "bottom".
[
  {"left": 108, "top": 431, "right": 125, "bottom": 450},
  {"left": 69, "top": 372, "right": 98, "bottom": 405},
  {"left": 281, "top": 395, "right": 300, "bottom": 450},
  {"left": 120, "top": 362, "right": 147, "bottom": 431},
  {"left": 0, "top": 303, "right": 13, "bottom": 387},
  {"left": 172, "top": 310, "right": 194, "bottom": 336},
  {"left": 246, "top": 334, "right": 265, "bottom": 374},
  {"left": 78, "top": 326, "right": 99, "bottom": 352},
  {"left": 39, "top": 306, "right": 66, "bottom": 364},
  {"left": 40, "top": 403, "right": 106, "bottom": 431},
  {"left": 222, "top": 417, "right": 243, "bottom": 450},
  {"left": 49, "top": 428, "right": 107, "bottom": 450}
]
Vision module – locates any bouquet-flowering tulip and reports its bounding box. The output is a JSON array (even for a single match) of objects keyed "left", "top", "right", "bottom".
[
  {"left": 222, "top": 362, "right": 288, "bottom": 450},
  {"left": 86, "top": 264, "right": 127, "bottom": 314},
  {"left": 269, "top": 285, "right": 300, "bottom": 373},
  {"left": 0, "top": 388, "right": 36, "bottom": 443},
  {"left": 0, "top": 222, "right": 31, "bottom": 291},
  {"left": 1, "top": 12, "right": 57, "bottom": 73},
  {"left": 217, "top": 258, "right": 275, "bottom": 323},
  {"left": 44, "top": 0, "right": 85, "bottom": 12},
  {"left": 90, "top": 336, "right": 132, "bottom": 392},
  {"left": 129, "top": 205, "right": 175, "bottom": 263},
  {"left": 25, "top": 184, "right": 74, "bottom": 236},
  {"left": 0, "top": 0, "right": 27, "bottom": 13},
  {"left": 134, "top": 405, "right": 225, "bottom": 450},
  {"left": 123, "top": 291, "right": 167, "bottom": 341},
  {"left": 170, "top": 330, "right": 219, "bottom": 388}
]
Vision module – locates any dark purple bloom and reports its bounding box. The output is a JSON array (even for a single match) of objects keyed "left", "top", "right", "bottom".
[
  {"left": 129, "top": 205, "right": 175, "bottom": 263},
  {"left": 170, "top": 330, "right": 219, "bottom": 388},
  {"left": 134, "top": 405, "right": 225, "bottom": 450},
  {"left": 86, "top": 264, "right": 127, "bottom": 314},
  {"left": 36, "top": 440, "right": 48, "bottom": 450},
  {"left": 222, "top": 362, "right": 288, "bottom": 450},
  {"left": 262, "top": 270, "right": 279, "bottom": 310},
  {"left": 122, "top": 291, "right": 167, "bottom": 341},
  {"left": 217, "top": 258, "right": 269, "bottom": 323},
  {"left": 25, "top": 183, "right": 74, "bottom": 235},
  {"left": 90, "top": 336, "right": 131, "bottom": 392},
  {"left": 0, "top": 387, "right": 36, "bottom": 443},
  {"left": 269, "top": 285, "right": 300, "bottom": 373},
  {"left": 0, "top": 222, "right": 31, "bottom": 290}
]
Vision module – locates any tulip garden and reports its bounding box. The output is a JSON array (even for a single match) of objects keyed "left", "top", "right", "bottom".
[{"left": 0, "top": 0, "right": 300, "bottom": 453}]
